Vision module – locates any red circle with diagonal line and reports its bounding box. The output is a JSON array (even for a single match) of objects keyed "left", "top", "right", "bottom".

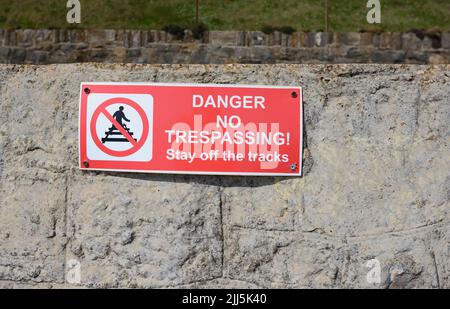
[{"left": 90, "top": 97, "right": 149, "bottom": 157}]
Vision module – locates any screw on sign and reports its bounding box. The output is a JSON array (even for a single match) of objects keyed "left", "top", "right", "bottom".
[{"left": 90, "top": 97, "right": 149, "bottom": 157}]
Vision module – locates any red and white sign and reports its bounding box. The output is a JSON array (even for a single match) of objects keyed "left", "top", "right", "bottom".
[{"left": 79, "top": 83, "right": 303, "bottom": 176}]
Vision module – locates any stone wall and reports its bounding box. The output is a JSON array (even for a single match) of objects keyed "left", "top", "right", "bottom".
[
  {"left": 0, "top": 29, "right": 449, "bottom": 64},
  {"left": 0, "top": 64, "right": 449, "bottom": 289}
]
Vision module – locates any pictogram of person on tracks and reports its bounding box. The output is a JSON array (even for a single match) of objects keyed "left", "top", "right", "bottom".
[
  {"left": 112, "top": 106, "right": 130, "bottom": 128},
  {"left": 102, "top": 106, "right": 137, "bottom": 144}
]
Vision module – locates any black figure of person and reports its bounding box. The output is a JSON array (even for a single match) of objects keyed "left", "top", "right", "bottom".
[
  {"left": 112, "top": 106, "right": 130, "bottom": 128},
  {"left": 102, "top": 106, "right": 136, "bottom": 144}
]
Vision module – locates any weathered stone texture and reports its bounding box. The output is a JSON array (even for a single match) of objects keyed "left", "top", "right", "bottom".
[
  {"left": 0, "top": 30, "right": 449, "bottom": 64},
  {"left": 0, "top": 64, "right": 448, "bottom": 288},
  {"left": 66, "top": 174, "right": 223, "bottom": 288}
]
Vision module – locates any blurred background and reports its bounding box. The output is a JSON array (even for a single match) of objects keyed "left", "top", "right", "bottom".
[
  {"left": 0, "top": 0, "right": 449, "bottom": 64},
  {"left": 1, "top": 0, "right": 449, "bottom": 32}
]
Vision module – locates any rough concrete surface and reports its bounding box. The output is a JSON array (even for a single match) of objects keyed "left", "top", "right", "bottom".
[{"left": 0, "top": 64, "right": 448, "bottom": 289}]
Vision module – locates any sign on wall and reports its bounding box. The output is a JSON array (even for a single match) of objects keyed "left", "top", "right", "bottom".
[{"left": 79, "top": 83, "right": 303, "bottom": 176}]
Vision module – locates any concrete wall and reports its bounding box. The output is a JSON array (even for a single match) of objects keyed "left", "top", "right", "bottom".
[
  {"left": 1, "top": 29, "right": 450, "bottom": 64},
  {"left": 0, "top": 64, "right": 449, "bottom": 289}
]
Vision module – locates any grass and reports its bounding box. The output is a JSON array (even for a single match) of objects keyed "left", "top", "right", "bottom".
[{"left": 0, "top": 0, "right": 449, "bottom": 31}]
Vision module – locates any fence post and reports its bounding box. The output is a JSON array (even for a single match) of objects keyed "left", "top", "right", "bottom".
[{"left": 196, "top": 0, "right": 199, "bottom": 24}]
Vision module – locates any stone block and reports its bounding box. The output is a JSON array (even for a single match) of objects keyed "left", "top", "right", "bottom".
[
  {"left": 442, "top": 33, "right": 450, "bottom": 49},
  {"left": 210, "top": 31, "right": 239, "bottom": 46},
  {"left": 66, "top": 175, "right": 223, "bottom": 287}
]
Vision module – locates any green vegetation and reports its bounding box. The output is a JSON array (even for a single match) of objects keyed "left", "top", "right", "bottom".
[{"left": 0, "top": 0, "right": 449, "bottom": 31}]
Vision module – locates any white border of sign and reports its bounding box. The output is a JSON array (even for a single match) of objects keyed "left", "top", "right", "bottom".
[{"left": 79, "top": 82, "right": 303, "bottom": 177}]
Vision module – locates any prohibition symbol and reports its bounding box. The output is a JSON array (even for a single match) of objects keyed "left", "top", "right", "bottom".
[{"left": 90, "top": 97, "right": 149, "bottom": 157}]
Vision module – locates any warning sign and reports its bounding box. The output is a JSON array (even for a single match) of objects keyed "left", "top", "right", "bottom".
[
  {"left": 79, "top": 83, "right": 303, "bottom": 176},
  {"left": 90, "top": 97, "right": 150, "bottom": 157}
]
